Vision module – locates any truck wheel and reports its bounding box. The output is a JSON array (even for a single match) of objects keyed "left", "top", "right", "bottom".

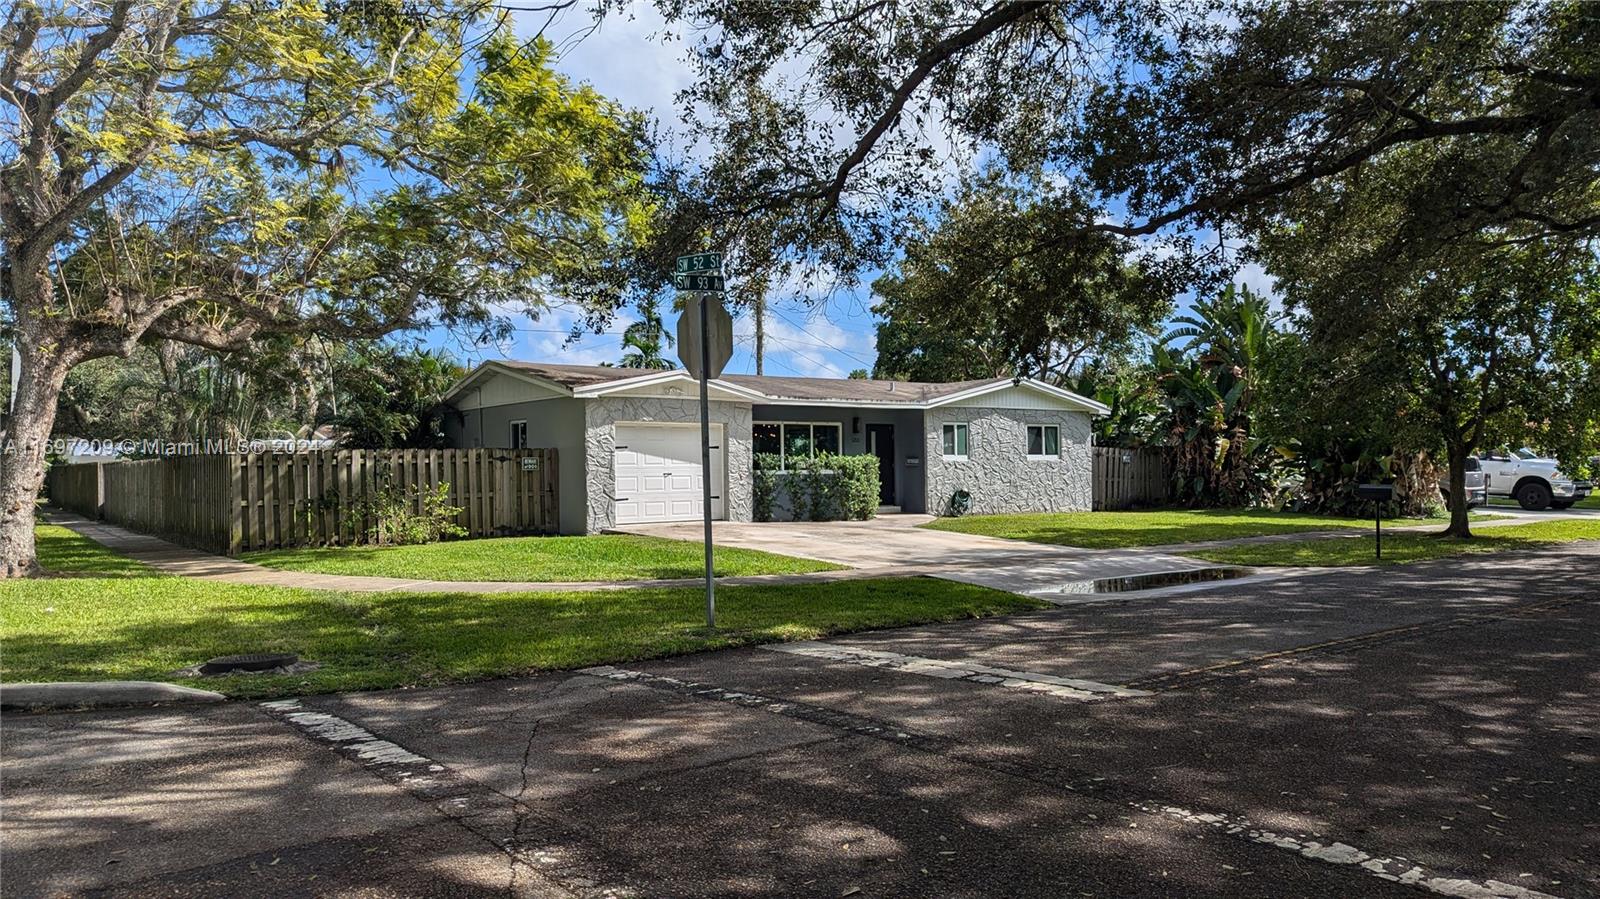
[
  {"left": 1516, "top": 482, "right": 1552, "bottom": 511},
  {"left": 1551, "top": 501, "right": 1574, "bottom": 510}
]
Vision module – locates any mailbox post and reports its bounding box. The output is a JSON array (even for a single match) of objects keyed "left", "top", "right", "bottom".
[{"left": 1355, "top": 483, "right": 1395, "bottom": 560}]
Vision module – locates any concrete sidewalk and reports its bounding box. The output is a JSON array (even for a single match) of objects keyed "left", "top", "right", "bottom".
[
  {"left": 45, "top": 511, "right": 1227, "bottom": 599},
  {"left": 43, "top": 512, "right": 890, "bottom": 593}
]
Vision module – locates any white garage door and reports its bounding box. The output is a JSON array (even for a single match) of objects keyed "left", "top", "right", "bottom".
[{"left": 613, "top": 423, "right": 725, "bottom": 525}]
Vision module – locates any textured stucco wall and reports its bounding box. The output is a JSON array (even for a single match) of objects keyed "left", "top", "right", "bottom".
[
  {"left": 923, "top": 407, "right": 1092, "bottom": 515},
  {"left": 584, "top": 396, "right": 753, "bottom": 533}
]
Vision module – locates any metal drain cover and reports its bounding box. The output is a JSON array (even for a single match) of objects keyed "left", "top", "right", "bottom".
[{"left": 199, "top": 653, "right": 298, "bottom": 675}]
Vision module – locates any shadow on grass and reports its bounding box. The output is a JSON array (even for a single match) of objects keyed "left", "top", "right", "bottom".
[
  {"left": 240, "top": 533, "right": 841, "bottom": 582},
  {"left": 0, "top": 577, "right": 1039, "bottom": 699}
]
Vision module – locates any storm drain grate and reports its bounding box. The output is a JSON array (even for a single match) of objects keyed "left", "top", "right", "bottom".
[{"left": 199, "top": 652, "right": 299, "bottom": 675}]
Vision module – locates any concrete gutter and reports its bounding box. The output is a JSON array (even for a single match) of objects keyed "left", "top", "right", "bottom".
[{"left": 1, "top": 681, "right": 226, "bottom": 712}]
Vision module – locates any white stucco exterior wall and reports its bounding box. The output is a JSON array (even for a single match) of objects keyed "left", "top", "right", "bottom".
[
  {"left": 922, "top": 406, "right": 1093, "bottom": 515},
  {"left": 583, "top": 396, "right": 753, "bottom": 533}
]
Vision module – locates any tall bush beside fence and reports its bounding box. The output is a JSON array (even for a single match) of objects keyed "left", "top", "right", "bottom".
[
  {"left": 752, "top": 452, "right": 879, "bottom": 522},
  {"left": 45, "top": 448, "right": 557, "bottom": 555}
]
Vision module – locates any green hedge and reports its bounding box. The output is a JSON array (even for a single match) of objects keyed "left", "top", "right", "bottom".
[{"left": 752, "top": 452, "right": 879, "bottom": 522}]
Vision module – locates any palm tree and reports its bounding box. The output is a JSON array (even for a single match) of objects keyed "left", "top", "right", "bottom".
[
  {"left": 1156, "top": 284, "right": 1281, "bottom": 506},
  {"left": 619, "top": 297, "right": 676, "bottom": 370}
]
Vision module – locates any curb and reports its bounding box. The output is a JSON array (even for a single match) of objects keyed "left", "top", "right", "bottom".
[{"left": 0, "top": 681, "right": 227, "bottom": 712}]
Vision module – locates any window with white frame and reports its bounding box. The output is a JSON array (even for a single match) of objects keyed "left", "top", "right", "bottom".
[
  {"left": 509, "top": 420, "right": 528, "bottom": 449},
  {"left": 942, "top": 423, "right": 969, "bottom": 459},
  {"left": 753, "top": 422, "right": 842, "bottom": 468},
  {"left": 1026, "top": 424, "right": 1060, "bottom": 459}
]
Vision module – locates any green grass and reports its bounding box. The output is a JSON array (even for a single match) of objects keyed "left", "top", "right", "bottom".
[
  {"left": 921, "top": 508, "right": 1464, "bottom": 549},
  {"left": 242, "top": 534, "right": 843, "bottom": 582},
  {"left": 34, "top": 524, "right": 159, "bottom": 577},
  {"left": 2, "top": 527, "right": 1040, "bottom": 699},
  {"left": 1188, "top": 518, "right": 1600, "bottom": 567}
]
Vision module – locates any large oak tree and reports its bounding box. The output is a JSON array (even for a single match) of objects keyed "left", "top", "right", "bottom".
[
  {"left": 0, "top": 1, "right": 652, "bottom": 576},
  {"left": 649, "top": 0, "right": 1599, "bottom": 526},
  {"left": 654, "top": 1, "right": 1597, "bottom": 267}
]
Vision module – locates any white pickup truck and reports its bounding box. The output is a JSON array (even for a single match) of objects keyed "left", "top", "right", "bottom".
[{"left": 1476, "top": 448, "right": 1593, "bottom": 510}]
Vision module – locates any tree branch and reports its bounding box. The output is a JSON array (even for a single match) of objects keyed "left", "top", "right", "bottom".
[{"left": 785, "top": 0, "right": 1050, "bottom": 218}]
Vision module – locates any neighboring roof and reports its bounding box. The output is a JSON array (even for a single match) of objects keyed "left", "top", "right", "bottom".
[
  {"left": 442, "top": 361, "right": 1110, "bottom": 414},
  {"left": 496, "top": 360, "right": 666, "bottom": 389},
  {"left": 718, "top": 374, "right": 1001, "bottom": 404}
]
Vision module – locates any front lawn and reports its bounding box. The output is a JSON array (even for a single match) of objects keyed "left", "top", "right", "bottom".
[
  {"left": 243, "top": 533, "right": 842, "bottom": 582},
  {"left": 1188, "top": 518, "right": 1600, "bottom": 567},
  {"left": 2, "top": 527, "right": 1039, "bottom": 699},
  {"left": 921, "top": 508, "right": 1456, "bottom": 549}
]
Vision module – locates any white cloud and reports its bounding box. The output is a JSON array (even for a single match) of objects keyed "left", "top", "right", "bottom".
[
  {"left": 519, "top": 3, "right": 692, "bottom": 119},
  {"left": 1235, "top": 261, "right": 1281, "bottom": 310}
]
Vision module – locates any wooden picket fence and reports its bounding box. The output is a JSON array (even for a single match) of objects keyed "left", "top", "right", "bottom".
[
  {"left": 46, "top": 448, "right": 558, "bottom": 555},
  {"left": 1092, "top": 445, "right": 1169, "bottom": 510},
  {"left": 44, "top": 460, "right": 105, "bottom": 520}
]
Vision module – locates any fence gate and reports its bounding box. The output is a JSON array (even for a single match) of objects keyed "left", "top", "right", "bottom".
[{"left": 1092, "top": 445, "right": 1169, "bottom": 510}]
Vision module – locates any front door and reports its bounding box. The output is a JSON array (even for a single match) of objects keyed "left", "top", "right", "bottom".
[{"left": 866, "top": 424, "right": 896, "bottom": 505}]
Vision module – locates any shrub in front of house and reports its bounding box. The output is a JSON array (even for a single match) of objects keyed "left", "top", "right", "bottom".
[
  {"left": 753, "top": 452, "right": 879, "bottom": 522},
  {"left": 347, "top": 482, "right": 468, "bottom": 545}
]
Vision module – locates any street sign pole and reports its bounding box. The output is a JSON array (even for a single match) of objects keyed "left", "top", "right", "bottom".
[
  {"left": 675, "top": 251, "right": 731, "bottom": 630},
  {"left": 697, "top": 292, "right": 716, "bottom": 629}
]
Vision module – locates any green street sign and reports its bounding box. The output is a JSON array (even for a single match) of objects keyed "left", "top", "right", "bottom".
[
  {"left": 674, "top": 273, "right": 725, "bottom": 291},
  {"left": 675, "top": 252, "right": 722, "bottom": 274}
]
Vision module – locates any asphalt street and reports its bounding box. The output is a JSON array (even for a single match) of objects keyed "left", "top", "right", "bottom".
[{"left": 4, "top": 543, "right": 1597, "bottom": 898}]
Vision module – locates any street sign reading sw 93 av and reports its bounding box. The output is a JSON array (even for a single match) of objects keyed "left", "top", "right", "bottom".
[
  {"left": 673, "top": 273, "right": 725, "bottom": 291},
  {"left": 675, "top": 252, "right": 722, "bottom": 274}
]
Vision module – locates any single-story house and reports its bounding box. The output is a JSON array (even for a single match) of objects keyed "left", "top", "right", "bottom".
[{"left": 441, "top": 361, "right": 1109, "bottom": 534}]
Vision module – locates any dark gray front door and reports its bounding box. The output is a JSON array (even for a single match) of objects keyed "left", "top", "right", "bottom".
[{"left": 866, "top": 424, "right": 896, "bottom": 505}]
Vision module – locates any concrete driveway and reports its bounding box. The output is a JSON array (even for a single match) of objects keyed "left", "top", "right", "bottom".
[
  {"left": 6, "top": 543, "right": 1597, "bottom": 897},
  {"left": 615, "top": 515, "right": 1212, "bottom": 598}
]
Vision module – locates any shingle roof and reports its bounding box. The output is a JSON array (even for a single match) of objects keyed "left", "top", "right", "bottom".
[
  {"left": 719, "top": 374, "right": 1006, "bottom": 404},
  {"left": 497, "top": 361, "right": 1009, "bottom": 403},
  {"left": 460, "top": 360, "right": 1107, "bottom": 413},
  {"left": 497, "top": 360, "right": 666, "bottom": 389}
]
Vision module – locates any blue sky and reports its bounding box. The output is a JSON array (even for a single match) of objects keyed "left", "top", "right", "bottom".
[{"left": 425, "top": 3, "right": 1275, "bottom": 379}]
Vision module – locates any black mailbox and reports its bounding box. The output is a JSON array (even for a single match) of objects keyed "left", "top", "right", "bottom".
[
  {"left": 1355, "top": 483, "right": 1394, "bottom": 502},
  {"left": 1354, "top": 483, "right": 1394, "bottom": 560}
]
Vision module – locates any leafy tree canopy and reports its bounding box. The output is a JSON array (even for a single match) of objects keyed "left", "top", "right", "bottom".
[
  {"left": 642, "top": 1, "right": 1598, "bottom": 297},
  {"left": 329, "top": 344, "right": 465, "bottom": 448},
  {"left": 0, "top": 1, "right": 654, "bottom": 575},
  {"left": 1257, "top": 134, "right": 1600, "bottom": 532},
  {"left": 870, "top": 171, "right": 1172, "bottom": 382}
]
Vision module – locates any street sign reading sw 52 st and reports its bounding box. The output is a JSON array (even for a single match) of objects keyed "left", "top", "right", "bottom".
[
  {"left": 675, "top": 252, "right": 722, "bottom": 274},
  {"left": 673, "top": 273, "right": 725, "bottom": 292}
]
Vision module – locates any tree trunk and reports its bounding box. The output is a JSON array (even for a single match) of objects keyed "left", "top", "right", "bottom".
[
  {"left": 1441, "top": 442, "right": 1473, "bottom": 538},
  {"left": 0, "top": 337, "right": 74, "bottom": 578}
]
